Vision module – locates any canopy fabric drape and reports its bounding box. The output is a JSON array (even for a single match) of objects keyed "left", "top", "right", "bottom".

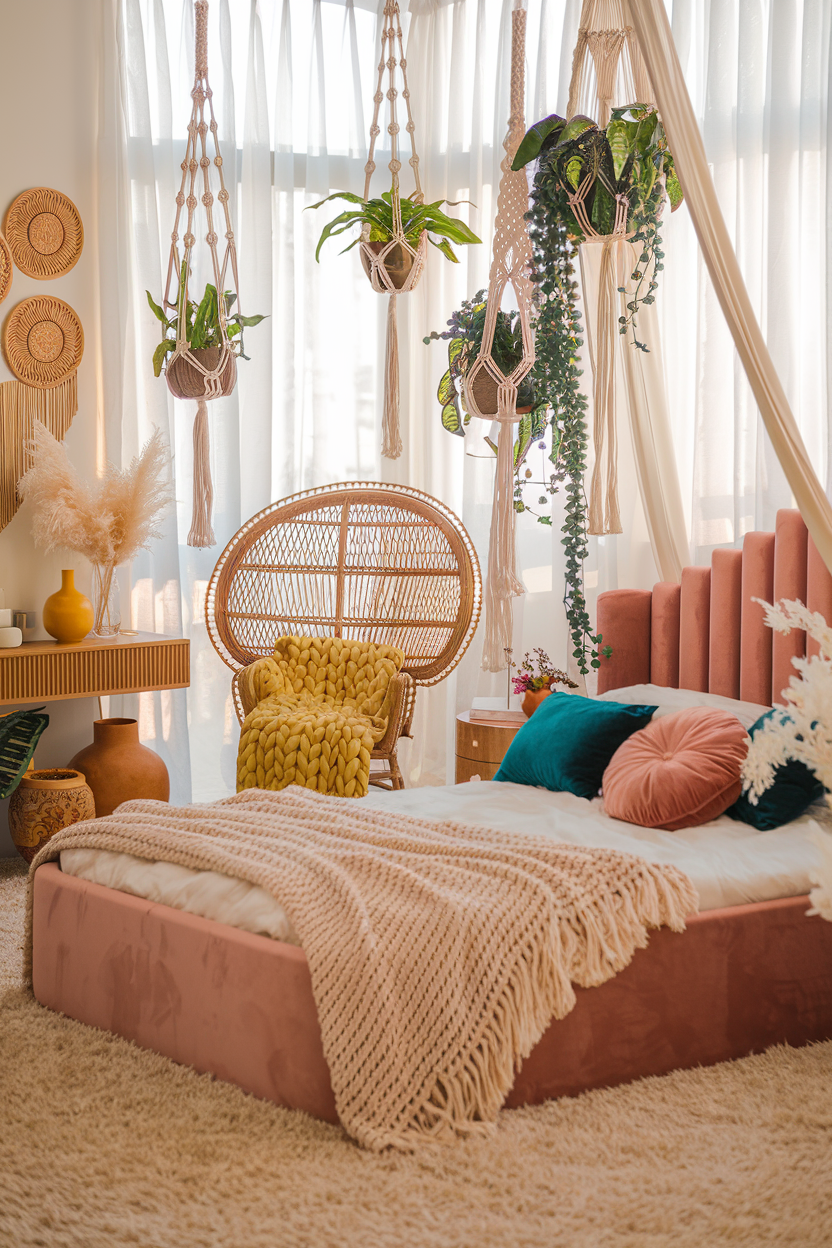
[
  {"left": 629, "top": 0, "right": 832, "bottom": 577},
  {"left": 98, "top": 0, "right": 832, "bottom": 794}
]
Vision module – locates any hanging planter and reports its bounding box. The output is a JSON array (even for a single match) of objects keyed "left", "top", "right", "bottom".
[
  {"left": 146, "top": 0, "right": 264, "bottom": 549},
  {"left": 306, "top": 2, "right": 480, "bottom": 460},
  {"left": 509, "top": 104, "right": 681, "bottom": 675}
]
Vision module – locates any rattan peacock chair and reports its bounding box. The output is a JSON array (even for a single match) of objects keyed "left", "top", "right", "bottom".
[{"left": 205, "top": 482, "right": 482, "bottom": 790}]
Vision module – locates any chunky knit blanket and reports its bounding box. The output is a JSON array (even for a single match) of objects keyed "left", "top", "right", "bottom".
[
  {"left": 27, "top": 787, "right": 698, "bottom": 1151},
  {"left": 237, "top": 635, "right": 404, "bottom": 797}
]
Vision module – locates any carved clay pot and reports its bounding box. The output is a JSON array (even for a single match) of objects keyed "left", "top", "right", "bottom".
[
  {"left": 522, "top": 687, "right": 553, "bottom": 718},
  {"left": 68, "top": 718, "right": 169, "bottom": 817},
  {"left": 8, "top": 768, "right": 95, "bottom": 863},
  {"left": 166, "top": 346, "right": 236, "bottom": 400},
  {"left": 42, "top": 569, "right": 94, "bottom": 644}
]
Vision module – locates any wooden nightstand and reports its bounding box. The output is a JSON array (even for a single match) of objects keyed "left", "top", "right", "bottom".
[{"left": 455, "top": 711, "right": 524, "bottom": 783}]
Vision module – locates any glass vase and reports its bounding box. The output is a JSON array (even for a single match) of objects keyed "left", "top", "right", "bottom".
[{"left": 91, "top": 563, "right": 120, "bottom": 637}]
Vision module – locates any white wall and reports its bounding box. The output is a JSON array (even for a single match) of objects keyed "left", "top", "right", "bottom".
[{"left": 0, "top": 0, "right": 103, "bottom": 854}]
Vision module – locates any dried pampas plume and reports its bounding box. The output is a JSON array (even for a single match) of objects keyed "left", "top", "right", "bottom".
[{"left": 18, "top": 421, "right": 174, "bottom": 567}]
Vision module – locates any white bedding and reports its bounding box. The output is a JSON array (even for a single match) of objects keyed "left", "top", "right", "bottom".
[{"left": 60, "top": 780, "right": 828, "bottom": 944}]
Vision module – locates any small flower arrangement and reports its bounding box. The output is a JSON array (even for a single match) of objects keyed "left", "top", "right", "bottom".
[{"left": 511, "top": 648, "right": 578, "bottom": 696}]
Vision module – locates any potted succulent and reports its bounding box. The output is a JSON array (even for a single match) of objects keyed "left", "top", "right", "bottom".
[
  {"left": 511, "top": 648, "right": 578, "bottom": 718},
  {"left": 146, "top": 271, "right": 266, "bottom": 399},
  {"left": 307, "top": 188, "right": 481, "bottom": 288}
]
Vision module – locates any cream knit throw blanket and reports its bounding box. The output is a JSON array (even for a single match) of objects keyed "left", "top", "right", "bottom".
[{"left": 26, "top": 787, "right": 698, "bottom": 1151}]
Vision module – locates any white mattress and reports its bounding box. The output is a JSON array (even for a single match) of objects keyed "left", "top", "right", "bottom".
[{"left": 60, "top": 781, "right": 828, "bottom": 944}]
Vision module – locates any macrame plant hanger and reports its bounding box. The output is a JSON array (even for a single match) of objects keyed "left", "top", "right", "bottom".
[
  {"left": 567, "top": 0, "right": 654, "bottom": 538},
  {"left": 361, "top": 1, "right": 426, "bottom": 460},
  {"left": 464, "top": 0, "right": 535, "bottom": 672},
  {"left": 162, "top": 0, "right": 240, "bottom": 548}
]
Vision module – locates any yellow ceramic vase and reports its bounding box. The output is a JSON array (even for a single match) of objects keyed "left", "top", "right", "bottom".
[{"left": 42, "top": 569, "right": 94, "bottom": 644}]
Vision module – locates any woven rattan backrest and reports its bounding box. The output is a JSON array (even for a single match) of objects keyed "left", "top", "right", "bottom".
[{"left": 206, "top": 483, "right": 482, "bottom": 686}]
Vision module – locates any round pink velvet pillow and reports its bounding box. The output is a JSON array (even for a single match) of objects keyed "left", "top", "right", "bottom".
[{"left": 602, "top": 707, "right": 749, "bottom": 831}]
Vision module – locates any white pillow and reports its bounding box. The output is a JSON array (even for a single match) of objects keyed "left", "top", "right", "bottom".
[{"left": 594, "top": 683, "right": 770, "bottom": 731}]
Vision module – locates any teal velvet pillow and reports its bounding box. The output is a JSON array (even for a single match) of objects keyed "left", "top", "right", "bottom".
[
  {"left": 494, "top": 691, "right": 658, "bottom": 799},
  {"left": 728, "top": 710, "right": 824, "bottom": 830}
]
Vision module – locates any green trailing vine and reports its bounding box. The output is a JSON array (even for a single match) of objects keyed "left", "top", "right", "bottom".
[{"left": 426, "top": 105, "right": 681, "bottom": 675}]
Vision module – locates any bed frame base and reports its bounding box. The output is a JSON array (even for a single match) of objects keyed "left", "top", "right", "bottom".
[{"left": 32, "top": 863, "right": 832, "bottom": 1122}]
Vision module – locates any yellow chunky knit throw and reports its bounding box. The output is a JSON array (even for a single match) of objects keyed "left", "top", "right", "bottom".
[
  {"left": 27, "top": 787, "right": 698, "bottom": 1151},
  {"left": 237, "top": 635, "right": 404, "bottom": 797}
]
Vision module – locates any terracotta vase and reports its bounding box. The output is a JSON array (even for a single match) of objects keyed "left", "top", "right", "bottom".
[
  {"left": 42, "top": 569, "right": 94, "bottom": 644},
  {"left": 8, "top": 768, "right": 95, "bottom": 863},
  {"left": 68, "top": 718, "right": 169, "bottom": 817},
  {"left": 522, "top": 686, "right": 553, "bottom": 718},
  {"left": 166, "top": 346, "right": 237, "bottom": 400}
]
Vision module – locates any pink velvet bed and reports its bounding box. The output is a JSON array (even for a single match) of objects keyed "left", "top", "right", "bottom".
[{"left": 29, "top": 507, "right": 832, "bottom": 1123}]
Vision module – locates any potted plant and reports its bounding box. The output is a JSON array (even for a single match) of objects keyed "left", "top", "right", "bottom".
[
  {"left": 307, "top": 189, "right": 481, "bottom": 289},
  {"left": 146, "top": 272, "right": 266, "bottom": 399},
  {"left": 425, "top": 289, "right": 547, "bottom": 440},
  {"left": 511, "top": 649, "right": 578, "bottom": 718}
]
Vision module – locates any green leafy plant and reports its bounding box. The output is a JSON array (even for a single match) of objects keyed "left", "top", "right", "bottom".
[
  {"left": 505, "top": 103, "right": 679, "bottom": 673},
  {"left": 513, "top": 104, "right": 682, "bottom": 351},
  {"left": 307, "top": 189, "right": 481, "bottom": 263},
  {"left": 423, "top": 292, "right": 555, "bottom": 490},
  {"left": 146, "top": 273, "right": 266, "bottom": 378}
]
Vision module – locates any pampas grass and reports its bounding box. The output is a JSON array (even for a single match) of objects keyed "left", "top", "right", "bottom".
[{"left": 18, "top": 421, "right": 173, "bottom": 568}]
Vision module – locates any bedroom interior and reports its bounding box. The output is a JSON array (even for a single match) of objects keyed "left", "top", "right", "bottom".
[{"left": 1, "top": 0, "right": 831, "bottom": 1243}]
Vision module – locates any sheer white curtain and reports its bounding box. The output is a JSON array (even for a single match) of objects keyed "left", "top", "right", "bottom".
[{"left": 99, "top": 0, "right": 830, "bottom": 795}]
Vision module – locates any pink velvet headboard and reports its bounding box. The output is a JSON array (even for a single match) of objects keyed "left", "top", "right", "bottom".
[{"left": 596, "top": 509, "right": 832, "bottom": 707}]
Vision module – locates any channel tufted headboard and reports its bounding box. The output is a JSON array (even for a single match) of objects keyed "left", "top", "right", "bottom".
[{"left": 596, "top": 509, "right": 832, "bottom": 707}]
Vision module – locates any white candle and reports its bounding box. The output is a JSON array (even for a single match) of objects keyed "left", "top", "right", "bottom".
[{"left": 0, "top": 609, "right": 11, "bottom": 628}]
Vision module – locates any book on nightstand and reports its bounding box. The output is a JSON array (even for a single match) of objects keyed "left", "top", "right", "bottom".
[{"left": 468, "top": 697, "right": 527, "bottom": 727}]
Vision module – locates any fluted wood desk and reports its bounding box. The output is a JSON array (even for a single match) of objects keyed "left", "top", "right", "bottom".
[{"left": 0, "top": 633, "right": 190, "bottom": 706}]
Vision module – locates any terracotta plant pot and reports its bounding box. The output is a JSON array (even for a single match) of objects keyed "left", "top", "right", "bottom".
[
  {"left": 42, "top": 569, "right": 94, "bottom": 645},
  {"left": 467, "top": 369, "right": 533, "bottom": 419},
  {"left": 522, "top": 687, "right": 553, "bottom": 718},
  {"left": 8, "top": 768, "right": 95, "bottom": 863},
  {"left": 166, "top": 346, "right": 237, "bottom": 400},
  {"left": 68, "top": 718, "right": 169, "bottom": 818},
  {"left": 360, "top": 240, "right": 417, "bottom": 292}
]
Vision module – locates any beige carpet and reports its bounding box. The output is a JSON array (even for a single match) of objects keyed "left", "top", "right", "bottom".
[{"left": 1, "top": 859, "right": 830, "bottom": 1248}]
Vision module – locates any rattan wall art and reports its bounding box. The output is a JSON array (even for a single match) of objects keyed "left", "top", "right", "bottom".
[
  {"left": 205, "top": 482, "right": 482, "bottom": 790},
  {"left": 0, "top": 234, "right": 11, "bottom": 304},
  {"left": 3, "top": 295, "right": 83, "bottom": 389},
  {"left": 4, "top": 188, "right": 84, "bottom": 280},
  {"left": 160, "top": 0, "right": 242, "bottom": 549}
]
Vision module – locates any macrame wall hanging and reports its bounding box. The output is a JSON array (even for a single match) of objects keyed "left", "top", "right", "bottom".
[
  {"left": 361, "top": 1, "right": 426, "bottom": 460},
  {"left": 161, "top": 0, "right": 240, "bottom": 549},
  {"left": 465, "top": 0, "right": 535, "bottom": 672}
]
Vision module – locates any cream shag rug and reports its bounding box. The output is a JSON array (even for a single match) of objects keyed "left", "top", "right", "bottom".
[{"left": 1, "top": 858, "right": 830, "bottom": 1248}]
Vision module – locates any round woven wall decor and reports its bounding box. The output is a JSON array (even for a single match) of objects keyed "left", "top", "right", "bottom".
[
  {"left": 4, "top": 188, "right": 84, "bottom": 280},
  {"left": 0, "top": 234, "right": 11, "bottom": 304},
  {"left": 3, "top": 296, "right": 84, "bottom": 388}
]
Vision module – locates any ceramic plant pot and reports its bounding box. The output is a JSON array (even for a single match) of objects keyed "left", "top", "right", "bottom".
[
  {"left": 8, "top": 768, "right": 95, "bottom": 863},
  {"left": 522, "top": 687, "right": 552, "bottom": 718},
  {"left": 42, "top": 569, "right": 94, "bottom": 644},
  {"left": 360, "top": 240, "right": 418, "bottom": 291},
  {"left": 166, "top": 346, "right": 237, "bottom": 400},
  {"left": 69, "top": 717, "right": 169, "bottom": 818}
]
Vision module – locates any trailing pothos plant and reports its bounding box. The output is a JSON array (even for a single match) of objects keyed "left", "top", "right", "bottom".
[
  {"left": 503, "top": 104, "right": 682, "bottom": 674},
  {"left": 423, "top": 291, "right": 558, "bottom": 503},
  {"left": 307, "top": 189, "right": 481, "bottom": 263},
  {"left": 146, "top": 274, "right": 266, "bottom": 378}
]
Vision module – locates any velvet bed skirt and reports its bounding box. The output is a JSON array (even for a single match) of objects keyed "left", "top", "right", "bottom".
[{"left": 31, "top": 863, "right": 832, "bottom": 1122}]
